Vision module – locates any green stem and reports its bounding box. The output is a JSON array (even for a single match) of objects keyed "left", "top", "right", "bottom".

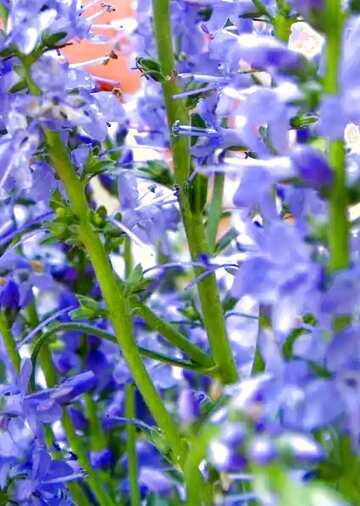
[
  {"left": 324, "top": 0, "right": 349, "bottom": 272},
  {"left": 85, "top": 394, "right": 107, "bottom": 451},
  {"left": 251, "top": 306, "right": 267, "bottom": 376},
  {"left": 36, "top": 331, "right": 114, "bottom": 506},
  {"left": 67, "top": 483, "right": 91, "bottom": 506},
  {"left": 184, "top": 429, "right": 217, "bottom": 506},
  {"left": 151, "top": 0, "right": 238, "bottom": 385},
  {"left": 62, "top": 408, "right": 114, "bottom": 506},
  {"left": 45, "top": 130, "right": 186, "bottom": 466},
  {"left": 125, "top": 383, "right": 141, "bottom": 506},
  {"left": 207, "top": 173, "right": 225, "bottom": 253},
  {"left": 27, "top": 302, "right": 58, "bottom": 388},
  {"left": 31, "top": 322, "right": 215, "bottom": 381},
  {"left": 251, "top": 0, "right": 274, "bottom": 19},
  {"left": 0, "top": 313, "right": 21, "bottom": 373},
  {"left": 129, "top": 297, "right": 213, "bottom": 367}
]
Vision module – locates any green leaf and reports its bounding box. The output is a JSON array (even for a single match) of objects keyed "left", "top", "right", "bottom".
[
  {"left": 138, "top": 160, "right": 174, "bottom": 187},
  {"left": 70, "top": 295, "right": 105, "bottom": 320},
  {"left": 190, "top": 113, "right": 206, "bottom": 146},
  {"left": 135, "top": 57, "right": 165, "bottom": 82},
  {"left": 188, "top": 173, "right": 208, "bottom": 213},
  {"left": 214, "top": 227, "right": 238, "bottom": 255},
  {"left": 282, "top": 327, "right": 308, "bottom": 360},
  {"left": 185, "top": 82, "right": 213, "bottom": 110},
  {"left": 9, "top": 79, "right": 28, "bottom": 93},
  {"left": 126, "top": 263, "right": 144, "bottom": 286},
  {"left": 50, "top": 188, "right": 67, "bottom": 212},
  {"left": 42, "top": 31, "right": 67, "bottom": 47},
  {"left": 124, "top": 264, "right": 152, "bottom": 294}
]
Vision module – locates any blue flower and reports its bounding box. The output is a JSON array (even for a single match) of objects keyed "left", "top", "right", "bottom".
[{"left": 291, "top": 145, "right": 333, "bottom": 188}]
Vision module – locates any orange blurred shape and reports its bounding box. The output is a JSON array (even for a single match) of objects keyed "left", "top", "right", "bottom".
[{"left": 62, "top": 0, "right": 140, "bottom": 93}]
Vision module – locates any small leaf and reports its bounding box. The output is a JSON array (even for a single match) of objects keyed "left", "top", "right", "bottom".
[
  {"left": 42, "top": 31, "right": 67, "bottom": 47},
  {"left": 9, "top": 79, "right": 27, "bottom": 93},
  {"left": 214, "top": 227, "right": 238, "bottom": 255}
]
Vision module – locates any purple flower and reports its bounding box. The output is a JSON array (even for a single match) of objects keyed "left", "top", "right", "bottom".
[
  {"left": 5, "top": 0, "right": 92, "bottom": 55},
  {"left": 51, "top": 371, "right": 97, "bottom": 404},
  {"left": 13, "top": 448, "right": 79, "bottom": 504},
  {"left": 139, "top": 467, "right": 173, "bottom": 495},
  {"left": 249, "top": 436, "right": 277, "bottom": 465},
  {"left": 291, "top": 145, "right": 333, "bottom": 188},
  {"left": 276, "top": 433, "right": 324, "bottom": 462},
  {"left": 0, "top": 278, "right": 20, "bottom": 312},
  {"left": 178, "top": 387, "right": 200, "bottom": 425},
  {"left": 90, "top": 448, "right": 113, "bottom": 469}
]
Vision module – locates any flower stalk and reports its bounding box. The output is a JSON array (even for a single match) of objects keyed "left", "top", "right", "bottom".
[
  {"left": 125, "top": 383, "right": 141, "bottom": 506},
  {"left": 151, "top": 0, "right": 238, "bottom": 385}
]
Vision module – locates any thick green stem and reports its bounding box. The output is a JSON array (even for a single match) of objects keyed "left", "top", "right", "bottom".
[
  {"left": 45, "top": 130, "right": 186, "bottom": 465},
  {"left": 0, "top": 313, "right": 21, "bottom": 373},
  {"left": 125, "top": 383, "right": 141, "bottom": 506},
  {"left": 151, "top": 0, "right": 238, "bottom": 385},
  {"left": 324, "top": 0, "right": 349, "bottom": 272},
  {"left": 184, "top": 428, "right": 217, "bottom": 506}
]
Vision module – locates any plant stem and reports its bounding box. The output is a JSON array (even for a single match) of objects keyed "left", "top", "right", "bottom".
[
  {"left": 151, "top": 0, "right": 238, "bottom": 385},
  {"left": 35, "top": 331, "right": 114, "bottom": 506},
  {"left": 85, "top": 394, "right": 107, "bottom": 451},
  {"left": 0, "top": 313, "right": 21, "bottom": 373},
  {"left": 324, "top": 0, "right": 349, "bottom": 272},
  {"left": 207, "top": 173, "right": 225, "bottom": 253},
  {"left": 27, "top": 302, "right": 58, "bottom": 388},
  {"left": 62, "top": 408, "right": 115, "bottom": 506},
  {"left": 67, "top": 483, "right": 91, "bottom": 506},
  {"left": 129, "top": 296, "right": 213, "bottom": 367},
  {"left": 26, "top": 303, "right": 112, "bottom": 505},
  {"left": 45, "top": 130, "right": 186, "bottom": 466},
  {"left": 184, "top": 428, "right": 217, "bottom": 506},
  {"left": 31, "top": 322, "right": 215, "bottom": 380},
  {"left": 125, "top": 383, "right": 141, "bottom": 506}
]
